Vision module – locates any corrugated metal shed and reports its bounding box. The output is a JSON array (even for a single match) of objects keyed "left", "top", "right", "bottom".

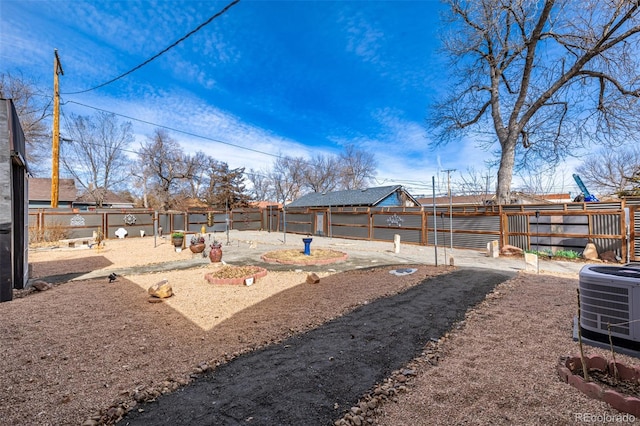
[{"left": 287, "top": 185, "right": 419, "bottom": 208}]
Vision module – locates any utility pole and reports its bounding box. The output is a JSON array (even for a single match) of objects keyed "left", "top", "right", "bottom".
[{"left": 51, "top": 49, "right": 64, "bottom": 208}]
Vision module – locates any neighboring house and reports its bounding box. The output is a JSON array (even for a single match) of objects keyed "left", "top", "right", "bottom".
[
  {"left": 74, "top": 187, "right": 135, "bottom": 210},
  {"left": 28, "top": 179, "right": 135, "bottom": 209},
  {"left": 28, "top": 178, "right": 77, "bottom": 209},
  {"left": 419, "top": 194, "right": 493, "bottom": 206},
  {"left": 287, "top": 185, "right": 420, "bottom": 208},
  {"left": 250, "top": 201, "right": 283, "bottom": 209}
]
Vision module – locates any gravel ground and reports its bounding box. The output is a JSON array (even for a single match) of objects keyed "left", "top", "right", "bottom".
[{"left": 2, "top": 231, "right": 636, "bottom": 425}]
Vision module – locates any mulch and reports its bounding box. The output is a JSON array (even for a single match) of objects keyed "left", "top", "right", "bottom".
[{"left": 122, "top": 267, "right": 515, "bottom": 426}]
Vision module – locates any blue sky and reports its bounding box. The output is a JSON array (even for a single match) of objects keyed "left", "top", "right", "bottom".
[{"left": 1, "top": 0, "right": 579, "bottom": 196}]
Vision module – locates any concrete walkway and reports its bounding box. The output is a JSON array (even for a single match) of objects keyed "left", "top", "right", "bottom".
[{"left": 66, "top": 230, "right": 586, "bottom": 282}]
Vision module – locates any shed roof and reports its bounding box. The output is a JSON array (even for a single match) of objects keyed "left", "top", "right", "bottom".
[{"left": 287, "top": 185, "right": 415, "bottom": 208}]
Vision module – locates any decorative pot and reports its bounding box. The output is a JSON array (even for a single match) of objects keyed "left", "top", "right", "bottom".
[
  {"left": 171, "top": 236, "right": 184, "bottom": 248},
  {"left": 209, "top": 246, "right": 223, "bottom": 263},
  {"left": 190, "top": 243, "right": 205, "bottom": 254}
]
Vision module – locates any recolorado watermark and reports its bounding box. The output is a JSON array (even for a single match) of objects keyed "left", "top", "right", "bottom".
[{"left": 574, "top": 412, "right": 635, "bottom": 423}]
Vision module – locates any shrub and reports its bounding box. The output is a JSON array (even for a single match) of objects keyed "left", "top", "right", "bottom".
[
  {"left": 28, "top": 221, "right": 68, "bottom": 245},
  {"left": 554, "top": 249, "right": 581, "bottom": 260}
]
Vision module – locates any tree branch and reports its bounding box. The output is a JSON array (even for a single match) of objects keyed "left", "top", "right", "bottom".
[{"left": 577, "top": 69, "right": 640, "bottom": 98}]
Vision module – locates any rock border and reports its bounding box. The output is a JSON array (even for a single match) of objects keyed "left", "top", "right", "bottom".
[
  {"left": 261, "top": 250, "right": 348, "bottom": 265},
  {"left": 204, "top": 266, "right": 268, "bottom": 285},
  {"left": 557, "top": 354, "right": 640, "bottom": 417}
]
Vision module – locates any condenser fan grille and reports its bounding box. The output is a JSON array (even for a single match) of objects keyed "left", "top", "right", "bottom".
[{"left": 580, "top": 280, "right": 630, "bottom": 336}]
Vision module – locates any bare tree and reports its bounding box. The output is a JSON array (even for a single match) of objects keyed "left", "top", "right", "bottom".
[
  {"left": 337, "top": 145, "right": 377, "bottom": 190},
  {"left": 0, "top": 72, "right": 51, "bottom": 173},
  {"left": 454, "top": 166, "right": 496, "bottom": 204},
  {"left": 256, "top": 146, "right": 377, "bottom": 204},
  {"left": 270, "top": 155, "right": 307, "bottom": 204},
  {"left": 627, "top": 170, "right": 640, "bottom": 197},
  {"left": 61, "top": 112, "right": 133, "bottom": 207},
  {"left": 247, "top": 168, "right": 274, "bottom": 201},
  {"left": 303, "top": 154, "right": 339, "bottom": 193},
  {"left": 136, "top": 129, "right": 196, "bottom": 211},
  {"left": 430, "top": 0, "right": 640, "bottom": 204},
  {"left": 576, "top": 146, "right": 640, "bottom": 197},
  {"left": 515, "top": 161, "right": 560, "bottom": 196},
  {"left": 177, "top": 150, "right": 208, "bottom": 202}
]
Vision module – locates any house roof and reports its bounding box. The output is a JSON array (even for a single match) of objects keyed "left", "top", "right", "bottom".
[
  {"left": 287, "top": 185, "right": 416, "bottom": 208},
  {"left": 29, "top": 178, "right": 77, "bottom": 202},
  {"left": 75, "top": 188, "right": 134, "bottom": 206}
]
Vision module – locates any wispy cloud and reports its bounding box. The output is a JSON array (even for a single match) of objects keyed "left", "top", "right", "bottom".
[{"left": 341, "top": 10, "right": 385, "bottom": 65}]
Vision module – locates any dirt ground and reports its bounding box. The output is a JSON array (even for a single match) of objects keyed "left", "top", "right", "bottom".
[
  {"left": 121, "top": 268, "right": 512, "bottom": 425},
  {"left": 1, "top": 236, "right": 638, "bottom": 425}
]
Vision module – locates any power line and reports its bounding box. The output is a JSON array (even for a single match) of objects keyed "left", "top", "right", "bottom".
[
  {"left": 59, "top": 108, "right": 142, "bottom": 156},
  {"left": 62, "top": 0, "right": 241, "bottom": 95},
  {"left": 60, "top": 101, "right": 390, "bottom": 192},
  {"left": 63, "top": 99, "right": 280, "bottom": 158}
]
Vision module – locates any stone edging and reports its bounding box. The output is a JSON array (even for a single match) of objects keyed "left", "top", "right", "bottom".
[
  {"left": 557, "top": 354, "right": 640, "bottom": 417},
  {"left": 260, "top": 251, "right": 348, "bottom": 265},
  {"left": 204, "top": 267, "right": 268, "bottom": 285}
]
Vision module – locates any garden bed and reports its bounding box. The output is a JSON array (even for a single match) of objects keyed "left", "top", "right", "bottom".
[
  {"left": 261, "top": 248, "right": 348, "bottom": 265},
  {"left": 557, "top": 354, "right": 640, "bottom": 416},
  {"left": 204, "top": 265, "right": 268, "bottom": 285}
]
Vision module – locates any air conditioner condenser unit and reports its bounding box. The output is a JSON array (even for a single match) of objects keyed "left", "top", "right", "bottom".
[{"left": 579, "top": 265, "right": 640, "bottom": 352}]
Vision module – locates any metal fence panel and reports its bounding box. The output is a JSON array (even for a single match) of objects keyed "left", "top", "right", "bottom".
[
  {"left": 372, "top": 227, "right": 422, "bottom": 244},
  {"left": 27, "top": 201, "right": 634, "bottom": 256},
  {"left": 426, "top": 215, "right": 500, "bottom": 231},
  {"left": 372, "top": 212, "right": 422, "bottom": 228},
  {"left": 106, "top": 211, "right": 154, "bottom": 239},
  {"left": 592, "top": 237, "right": 623, "bottom": 255},
  {"left": 592, "top": 214, "right": 621, "bottom": 236},
  {"left": 331, "top": 213, "right": 369, "bottom": 226},
  {"left": 44, "top": 212, "right": 103, "bottom": 238},
  {"left": 331, "top": 225, "right": 369, "bottom": 239},
  {"left": 232, "top": 210, "right": 261, "bottom": 231},
  {"left": 427, "top": 231, "right": 495, "bottom": 250},
  {"left": 286, "top": 222, "right": 312, "bottom": 234},
  {"left": 634, "top": 208, "right": 640, "bottom": 261}
]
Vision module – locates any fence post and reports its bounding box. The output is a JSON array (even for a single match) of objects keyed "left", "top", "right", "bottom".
[{"left": 500, "top": 206, "right": 508, "bottom": 249}]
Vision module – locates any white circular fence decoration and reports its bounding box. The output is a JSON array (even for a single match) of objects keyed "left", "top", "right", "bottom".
[{"left": 70, "top": 214, "right": 85, "bottom": 226}]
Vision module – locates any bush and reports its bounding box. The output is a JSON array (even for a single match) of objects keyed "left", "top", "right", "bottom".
[
  {"left": 525, "top": 248, "right": 581, "bottom": 260},
  {"left": 29, "top": 221, "right": 68, "bottom": 245},
  {"left": 554, "top": 249, "right": 581, "bottom": 260}
]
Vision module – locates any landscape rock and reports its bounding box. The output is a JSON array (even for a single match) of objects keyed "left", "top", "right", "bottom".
[
  {"left": 306, "top": 273, "right": 320, "bottom": 284},
  {"left": 148, "top": 279, "right": 173, "bottom": 298},
  {"left": 500, "top": 244, "right": 523, "bottom": 256},
  {"left": 524, "top": 252, "right": 538, "bottom": 272},
  {"left": 582, "top": 242, "right": 598, "bottom": 260},
  {"left": 31, "top": 280, "right": 52, "bottom": 291},
  {"left": 600, "top": 250, "right": 619, "bottom": 263}
]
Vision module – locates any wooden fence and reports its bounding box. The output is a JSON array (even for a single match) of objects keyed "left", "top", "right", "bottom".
[{"left": 28, "top": 197, "right": 640, "bottom": 262}]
